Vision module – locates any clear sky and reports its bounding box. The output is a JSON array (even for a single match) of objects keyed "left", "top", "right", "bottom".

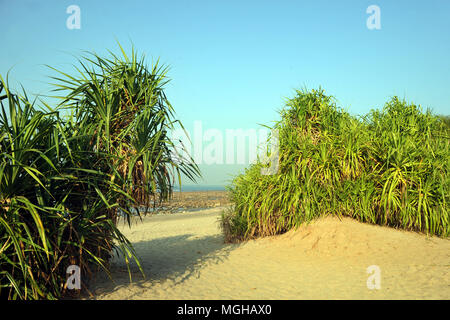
[{"left": 1, "top": 0, "right": 449, "bottom": 186}]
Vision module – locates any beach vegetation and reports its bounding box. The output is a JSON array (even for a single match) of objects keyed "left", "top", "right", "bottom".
[
  {"left": 221, "top": 88, "right": 449, "bottom": 242},
  {"left": 0, "top": 45, "right": 199, "bottom": 299}
]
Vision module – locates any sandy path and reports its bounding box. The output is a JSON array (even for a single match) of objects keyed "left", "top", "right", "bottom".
[{"left": 89, "top": 207, "right": 450, "bottom": 300}]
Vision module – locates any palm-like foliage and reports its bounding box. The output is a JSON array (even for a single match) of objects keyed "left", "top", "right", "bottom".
[
  {"left": 0, "top": 45, "right": 199, "bottom": 299},
  {"left": 49, "top": 45, "right": 200, "bottom": 209},
  {"left": 222, "top": 88, "right": 449, "bottom": 242},
  {"left": 0, "top": 77, "right": 130, "bottom": 299}
]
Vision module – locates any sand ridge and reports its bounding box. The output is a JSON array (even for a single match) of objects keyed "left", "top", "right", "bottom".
[{"left": 88, "top": 207, "right": 450, "bottom": 300}]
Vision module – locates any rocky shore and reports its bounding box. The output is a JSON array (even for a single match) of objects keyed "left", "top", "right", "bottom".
[{"left": 141, "top": 191, "right": 231, "bottom": 214}]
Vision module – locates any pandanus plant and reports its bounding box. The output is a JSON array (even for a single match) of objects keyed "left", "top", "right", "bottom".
[
  {"left": 222, "top": 88, "right": 449, "bottom": 242},
  {"left": 0, "top": 44, "right": 200, "bottom": 299},
  {"left": 50, "top": 44, "right": 200, "bottom": 212}
]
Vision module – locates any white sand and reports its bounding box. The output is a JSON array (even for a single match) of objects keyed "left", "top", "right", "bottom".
[{"left": 89, "top": 207, "right": 450, "bottom": 299}]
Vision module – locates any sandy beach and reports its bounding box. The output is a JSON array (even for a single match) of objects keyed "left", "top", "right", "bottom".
[{"left": 88, "top": 207, "right": 450, "bottom": 300}]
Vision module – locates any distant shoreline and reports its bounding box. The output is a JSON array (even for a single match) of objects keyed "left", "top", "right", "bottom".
[
  {"left": 129, "top": 190, "right": 231, "bottom": 214},
  {"left": 173, "top": 185, "right": 226, "bottom": 191}
]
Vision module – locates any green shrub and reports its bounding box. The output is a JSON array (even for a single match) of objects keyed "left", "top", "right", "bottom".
[
  {"left": 0, "top": 45, "right": 199, "bottom": 299},
  {"left": 222, "top": 88, "right": 449, "bottom": 241}
]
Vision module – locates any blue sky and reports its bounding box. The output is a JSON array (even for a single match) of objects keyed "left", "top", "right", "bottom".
[{"left": 1, "top": 0, "right": 449, "bottom": 186}]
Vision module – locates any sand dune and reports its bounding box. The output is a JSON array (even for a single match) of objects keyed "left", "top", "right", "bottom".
[{"left": 88, "top": 207, "right": 450, "bottom": 300}]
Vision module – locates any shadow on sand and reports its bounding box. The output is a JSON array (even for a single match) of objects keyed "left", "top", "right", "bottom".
[{"left": 86, "top": 232, "right": 239, "bottom": 298}]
